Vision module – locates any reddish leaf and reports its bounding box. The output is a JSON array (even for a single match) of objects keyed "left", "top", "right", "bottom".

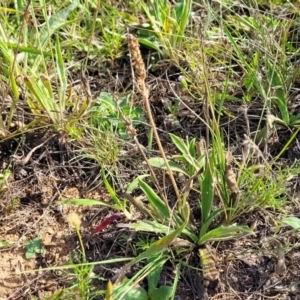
[{"left": 92, "top": 213, "right": 123, "bottom": 234}]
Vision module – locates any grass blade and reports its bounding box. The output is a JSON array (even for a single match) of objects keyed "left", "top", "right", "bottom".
[
  {"left": 201, "top": 160, "right": 214, "bottom": 223},
  {"left": 102, "top": 169, "right": 122, "bottom": 207}
]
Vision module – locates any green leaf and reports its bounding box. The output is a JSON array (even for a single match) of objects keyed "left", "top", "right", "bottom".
[
  {"left": 169, "top": 134, "right": 189, "bottom": 155},
  {"left": 126, "top": 174, "right": 150, "bottom": 193},
  {"left": 130, "top": 220, "right": 188, "bottom": 265},
  {"left": 149, "top": 286, "right": 172, "bottom": 300},
  {"left": 113, "top": 226, "right": 186, "bottom": 295},
  {"left": 188, "top": 138, "right": 196, "bottom": 157},
  {"left": 282, "top": 216, "right": 300, "bottom": 229},
  {"left": 201, "top": 162, "right": 214, "bottom": 223},
  {"left": 57, "top": 199, "right": 112, "bottom": 207},
  {"left": 138, "top": 38, "right": 163, "bottom": 54},
  {"left": 199, "top": 208, "right": 223, "bottom": 239},
  {"left": 24, "top": 237, "right": 45, "bottom": 259},
  {"left": 24, "top": 76, "right": 60, "bottom": 123},
  {"left": 174, "top": 0, "right": 192, "bottom": 47},
  {"left": 55, "top": 35, "right": 67, "bottom": 95},
  {"left": 114, "top": 279, "right": 148, "bottom": 300},
  {"left": 40, "top": 1, "right": 79, "bottom": 48},
  {"left": 146, "top": 257, "right": 172, "bottom": 300},
  {"left": 272, "top": 96, "right": 289, "bottom": 124},
  {"left": 98, "top": 92, "right": 116, "bottom": 111},
  {"left": 139, "top": 179, "right": 170, "bottom": 219},
  {"left": 102, "top": 169, "right": 121, "bottom": 207},
  {"left": 172, "top": 155, "right": 199, "bottom": 172},
  {"left": 126, "top": 220, "right": 198, "bottom": 244},
  {"left": 198, "top": 226, "right": 254, "bottom": 245},
  {"left": 148, "top": 157, "right": 189, "bottom": 176},
  {"left": 6, "top": 43, "right": 52, "bottom": 56},
  {"left": 0, "top": 241, "right": 15, "bottom": 248},
  {"left": 147, "top": 256, "right": 168, "bottom": 293}
]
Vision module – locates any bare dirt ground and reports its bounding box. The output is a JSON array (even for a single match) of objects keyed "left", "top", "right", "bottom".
[{"left": 1, "top": 62, "right": 300, "bottom": 299}]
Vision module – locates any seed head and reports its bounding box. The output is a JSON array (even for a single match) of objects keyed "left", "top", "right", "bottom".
[
  {"left": 67, "top": 211, "right": 81, "bottom": 231},
  {"left": 127, "top": 34, "right": 146, "bottom": 81}
]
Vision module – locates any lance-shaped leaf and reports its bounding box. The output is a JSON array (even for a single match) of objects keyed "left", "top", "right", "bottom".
[
  {"left": 201, "top": 160, "right": 214, "bottom": 223},
  {"left": 120, "top": 219, "right": 197, "bottom": 243},
  {"left": 282, "top": 216, "right": 300, "bottom": 229},
  {"left": 148, "top": 157, "right": 189, "bottom": 176},
  {"left": 138, "top": 179, "right": 170, "bottom": 219},
  {"left": 199, "top": 208, "right": 223, "bottom": 239},
  {"left": 198, "top": 225, "right": 254, "bottom": 245}
]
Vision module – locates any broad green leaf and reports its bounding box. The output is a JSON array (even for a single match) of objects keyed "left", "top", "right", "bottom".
[
  {"left": 24, "top": 237, "right": 45, "bottom": 259},
  {"left": 40, "top": 1, "right": 79, "bottom": 48},
  {"left": 198, "top": 226, "right": 254, "bottom": 245},
  {"left": 126, "top": 174, "right": 150, "bottom": 193},
  {"left": 57, "top": 199, "right": 112, "bottom": 207},
  {"left": 126, "top": 220, "right": 198, "bottom": 242},
  {"left": 138, "top": 38, "right": 162, "bottom": 54},
  {"left": 148, "top": 157, "right": 189, "bottom": 176},
  {"left": 147, "top": 255, "right": 168, "bottom": 293},
  {"left": 282, "top": 216, "right": 300, "bottom": 229},
  {"left": 149, "top": 286, "right": 172, "bottom": 300},
  {"left": 139, "top": 179, "right": 170, "bottom": 219},
  {"left": 98, "top": 92, "right": 116, "bottom": 111},
  {"left": 114, "top": 279, "right": 148, "bottom": 300}
]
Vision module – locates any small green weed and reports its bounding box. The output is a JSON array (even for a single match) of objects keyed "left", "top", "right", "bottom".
[
  {"left": 24, "top": 237, "right": 45, "bottom": 259},
  {"left": 90, "top": 92, "right": 146, "bottom": 140}
]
